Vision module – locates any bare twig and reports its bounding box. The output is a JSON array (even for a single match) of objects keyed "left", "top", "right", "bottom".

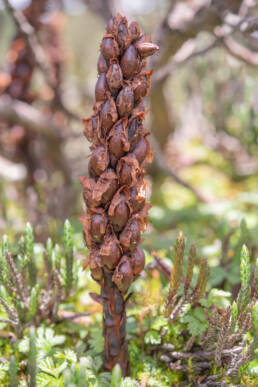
[
  {"left": 153, "top": 12, "right": 258, "bottom": 85},
  {"left": 162, "top": 345, "right": 245, "bottom": 361},
  {"left": 152, "top": 38, "right": 221, "bottom": 85},
  {"left": 56, "top": 312, "right": 91, "bottom": 324},
  {"left": 3, "top": 0, "right": 54, "bottom": 88},
  {"left": 221, "top": 36, "right": 258, "bottom": 66},
  {"left": 0, "top": 95, "right": 62, "bottom": 140}
]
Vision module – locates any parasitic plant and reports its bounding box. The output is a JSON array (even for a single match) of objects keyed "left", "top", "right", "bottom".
[{"left": 80, "top": 14, "right": 159, "bottom": 375}]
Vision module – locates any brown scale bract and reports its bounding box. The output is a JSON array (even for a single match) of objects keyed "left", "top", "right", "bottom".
[
  {"left": 108, "top": 186, "right": 131, "bottom": 232},
  {"left": 108, "top": 118, "right": 130, "bottom": 164},
  {"left": 79, "top": 13, "right": 159, "bottom": 376},
  {"left": 88, "top": 145, "right": 109, "bottom": 177},
  {"left": 116, "top": 154, "right": 140, "bottom": 187},
  {"left": 83, "top": 115, "right": 103, "bottom": 147},
  {"left": 112, "top": 255, "right": 133, "bottom": 292},
  {"left": 89, "top": 249, "right": 103, "bottom": 282},
  {"left": 100, "top": 227, "right": 121, "bottom": 270}
]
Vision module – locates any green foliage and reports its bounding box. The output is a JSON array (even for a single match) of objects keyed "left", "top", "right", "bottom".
[
  {"left": 64, "top": 219, "right": 74, "bottom": 294},
  {"left": 237, "top": 245, "right": 252, "bottom": 317},
  {"left": 28, "top": 327, "right": 37, "bottom": 387},
  {"left": 240, "top": 244, "right": 251, "bottom": 287},
  {"left": 0, "top": 224, "right": 256, "bottom": 386},
  {"left": 8, "top": 356, "right": 18, "bottom": 387},
  {"left": 252, "top": 302, "right": 258, "bottom": 359},
  {"left": 0, "top": 222, "right": 77, "bottom": 336},
  {"left": 181, "top": 307, "right": 208, "bottom": 336},
  {"left": 25, "top": 222, "right": 37, "bottom": 287},
  {"left": 144, "top": 330, "right": 162, "bottom": 345},
  {"left": 165, "top": 232, "right": 209, "bottom": 321},
  {"left": 110, "top": 364, "right": 122, "bottom": 387}
]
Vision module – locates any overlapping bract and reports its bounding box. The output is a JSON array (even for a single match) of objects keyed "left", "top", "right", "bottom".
[{"left": 80, "top": 13, "right": 159, "bottom": 292}]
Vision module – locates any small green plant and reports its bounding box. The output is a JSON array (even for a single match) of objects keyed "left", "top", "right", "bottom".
[
  {"left": 0, "top": 220, "right": 76, "bottom": 337},
  {"left": 160, "top": 238, "right": 257, "bottom": 385},
  {"left": 165, "top": 232, "right": 209, "bottom": 321}
]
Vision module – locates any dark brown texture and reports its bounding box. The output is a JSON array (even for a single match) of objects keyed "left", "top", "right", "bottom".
[{"left": 80, "top": 13, "right": 158, "bottom": 375}]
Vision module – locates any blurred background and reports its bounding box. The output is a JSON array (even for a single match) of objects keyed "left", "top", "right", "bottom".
[{"left": 0, "top": 0, "right": 257, "bottom": 265}]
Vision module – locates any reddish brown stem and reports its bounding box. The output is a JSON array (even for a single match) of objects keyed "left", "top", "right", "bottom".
[{"left": 101, "top": 270, "right": 129, "bottom": 374}]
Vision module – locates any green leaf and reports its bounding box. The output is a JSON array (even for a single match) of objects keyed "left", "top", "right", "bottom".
[
  {"left": 28, "top": 285, "right": 39, "bottom": 318},
  {"left": 25, "top": 222, "right": 37, "bottom": 286},
  {"left": 36, "top": 372, "right": 57, "bottom": 387},
  {"left": 55, "top": 349, "right": 77, "bottom": 364},
  {"left": 88, "top": 328, "right": 104, "bottom": 355},
  {"left": 53, "top": 244, "right": 61, "bottom": 271},
  {"left": 1, "top": 235, "right": 9, "bottom": 257},
  {"left": 144, "top": 330, "right": 161, "bottom": 345},
  {"left": 78, "top": 358, "right": 89, "bottom": 387},
  {"left": 9, "top": 356, "right": 18, "bottom": 387},
  {"left": 38, "top": 358, "right": 67, "bottom": 379},
  {"left": 63, "top": 220, "right": 74, "bottom": 293},
  {"left": 110, "top": 364, "right": 122, "bottom": 387},
  {"left": 151, "top": 316, "right": 167, "bottom": 330},
  {"left": 208, "top": 288, "right": 232, "bottom": 308},
  {"left": 28, "top": 327, "right": 37, "bottom": 387},
  {"left": 181, "top": 308, "right": 208, "bottom": 336},
  {"left": 208, "top": 266, "right": 227, "bottom": 287},
  {"left": 246, "top": 359, "right": 258, "bottom": 377},
  {"left": 121, "top": 378, "right": 138, "bottom": 387},
  {"left": 0, "top": 363, "right": 8, "bottom": 381},
  {"left": 240, "top": 244, "right": 251, "bottom": 287}
]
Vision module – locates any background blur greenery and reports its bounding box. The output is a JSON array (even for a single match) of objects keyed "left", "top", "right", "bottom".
[
  {"left": 0, "top": 1, "right": 257, "bottom": 385},
  {"left": 1, "top": 0, "right": 257, "bottom": 252}
]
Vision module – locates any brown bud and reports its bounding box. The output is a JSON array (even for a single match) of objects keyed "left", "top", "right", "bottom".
[
  {"left": 95, "top": 73, "right": 109, "bottom": 102},
  {"left": 108, "top": 186, "right": 131, "bottom": 232},
  {"left": 106, "top": 17, "right": 114, "bottom": 34},
  {"left": 119, "top": 216, "right": 141, "bottom": 252},
  {"left": 130, "top": 246, "right": 145, "bottom": 275},
  {"left": 95, "top": 169, "right": 118, "bottom": 206},
  {"left": 135, "top": 34, "right": 159, "bottom": 58},
  {"left": 129, "top": 181, "right": 146, "bottom": 213},
  {"left": 88, "top": 145, "right": 109, "bottom": 177},
  {"left": 112, "top": 256, "right": 133, "bottom": 292},
  {"left": 100, "top": 231, "right": 121, "bottom": 269},
  {"left": 131, "top": 101, "right": 145, "bottom": 117},
  {"left": 83, "top": 115, "right": 102, "bottom": 146},
  {"left": 132, "top": 136, "right": 153, "bottom": 165},
  {"left": 91, "top": 212, "right": 108, "bottom": 242},
  {"left": 128, "top": 114, "right": 145, "bottom": 151},
  {"left": 101, "top": 35, "right": 119, "bottom": 60},
  {"left": 117, "top": 18, "right": 131, "bottom": 50},
  {"left": 116, "top": 86, "right": 134, "bottom": 117},
  {"left": 89, "top": 249, "right": 103, "bottom": 282},
  {"left": 138, "top": 203, "right": 151, "bottom": 231},
  {"left": 132, "top": 70, "right": 152, "bottom": 102},
  {"left": 100, "top": 97, "right": 118, "bottom": 134},
  {"left": 79, "top": 176, "right": 101, "bottom": 208},
  {"left": 97, "top": 53, "right": 109, "bottom": 74},
  {"left": 116, "top": 154, "right": 140, "bottom": 187},
  {"left": 106, "top": 60, "right": 123, "bottom": 95},
  {"left": 108, "top": 119, "right": 129, "bottom": 160},
  {"left": 120, "top": 44, "right": 138, "bottom": 79},
  {"left": 81, "top": 208, "right": 108, "bottom": 246},
  {"left": 129, "top": 21, "right": 141, "bottom": 41}
]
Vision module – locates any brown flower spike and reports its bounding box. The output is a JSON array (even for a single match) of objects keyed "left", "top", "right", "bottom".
[{"left": 80, "top": 13, "right": 159, "bottom": 375}]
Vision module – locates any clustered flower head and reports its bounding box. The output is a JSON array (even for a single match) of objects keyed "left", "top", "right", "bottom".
[
  {"left": 80, "top": 13, "right": 159, "bottom": 291},
  {"left": 80, "top": 13, "right": 159, "bottom": 374}
]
